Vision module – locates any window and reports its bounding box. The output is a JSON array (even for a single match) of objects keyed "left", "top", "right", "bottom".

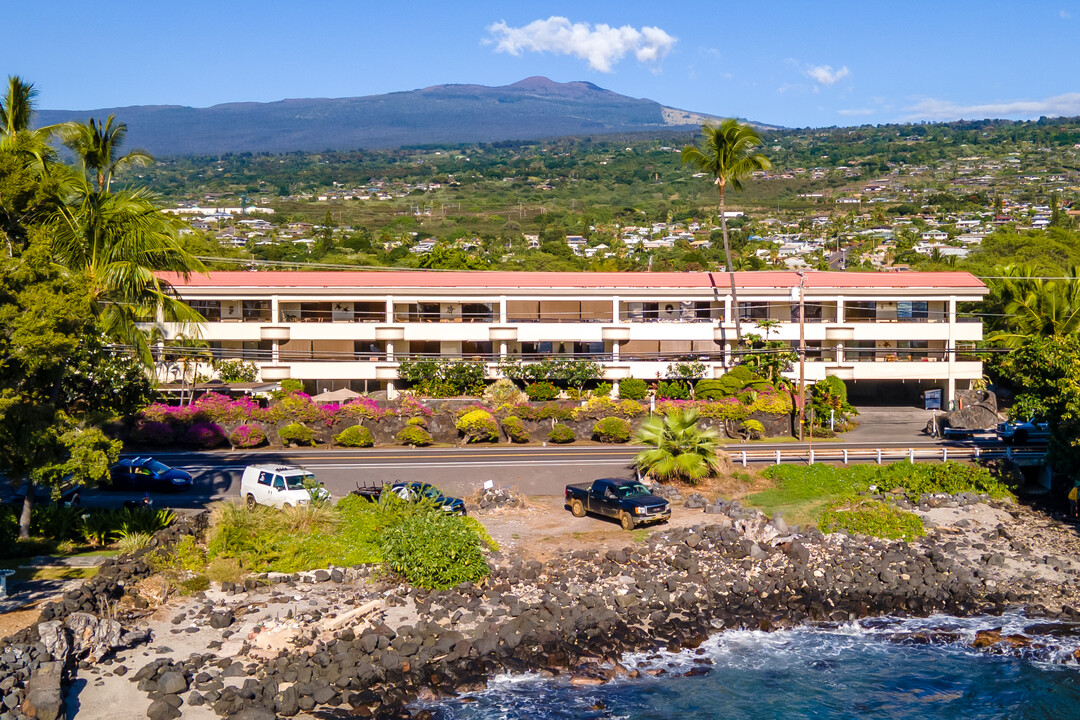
[
  {"left": 190, "top": 300, "right": 221, "bottom": 321},
  {"left": 739, "top": 302, "right": 770, "bottom": 320},
  {"left": 846, "top": 301, "right": 876, "bottom": 321},
  {"left": 272, "top": 476, "right": 286, "bottom": 491},
  {"left": 897, "top": 301, "right": 929, "bottom": 321},
  {"left": 242, "top": 300, "right": 271, "bottom": 322},
  {"left": 354, "top": 340, "right": 386, "bottom": 361},
  {"left": 242, "top": 340, "right": 271, "bottom": 360},
  {"left": 462, "top": 341, "right": 494, "bottom": 359},
  {"left": 257, "top": 472, "right": 273, "bottom": 486},
  {"left": 574, "top": 341, "right": 605, "bottom": 357}
]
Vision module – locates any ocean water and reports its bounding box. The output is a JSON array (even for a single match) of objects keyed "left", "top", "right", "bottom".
[{"left": 424, "top": 612, "right": 1080, "bottom": 720}]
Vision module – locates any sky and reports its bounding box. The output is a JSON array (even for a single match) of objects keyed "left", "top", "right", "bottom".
[{"left": 5, "top": 0, "right": 1079, "bottom": 128}]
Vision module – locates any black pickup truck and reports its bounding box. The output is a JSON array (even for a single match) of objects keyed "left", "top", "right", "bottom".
[{"left": 564, "top": 478, "right": 670, "bottom": 530}]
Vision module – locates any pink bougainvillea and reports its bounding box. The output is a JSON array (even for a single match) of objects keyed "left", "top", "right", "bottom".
[{"left": 228, "top": 424, "right": 266, "bottom": 448}]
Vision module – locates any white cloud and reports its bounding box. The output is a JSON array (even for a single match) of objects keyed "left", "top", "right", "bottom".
[
  {"left": 838, "top": 108, "right": 874, "bottom": 117},
  {"left": 1061, "top": 9, "right": 1072, "bottom": 19},
  {"left": 486, "top": 16, "right": 676, "bottom": 73},
  {"left": 903, "top": 93, "right": 1080, "bottom": 121},
  {"left": 805, "top": 64, "right": 850, "bottom": 86}
]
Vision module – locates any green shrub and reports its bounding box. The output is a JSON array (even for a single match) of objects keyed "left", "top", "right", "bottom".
[
  {"left": 741, "top": 419, "right": 766, "bottom": 439},
  {"left": 593, "top": 416, "right": 631, "bottom": 443},
  {"left": 180, "top": 575, "right": 211, "bottom": 595},
  {"left": 571, "top": 396, "right": 646, "bottom": 420},
  {"left": 694, "top": 379, "right": 729, "bottom": 400},
  {"left": 455, "top": 409, "right": 500, "bottom": 443},
  {"left": 406, "top": 416, "right": 428, "bottom": 427},
  {"left": 115, "top": 530, "right": 153, "bottom": 554},
  {"left": 395, "top": 426, "right": 433, "bottom": 447},
  {"left": 819, "top": 500, "right": 925, "bottom": 541},
  {"left": 334, "top": 424, "right": 374, "bottom": 448},
  {"left": 592, "top": 382, "right": 613, "bottom": 398},
  {"left": 380, "top": 511, "right": 491, "bottom": 590},
  {"left": 514, "top": 402, "right": 573, "bottom": 421},
  {"left": 501, "top": 416, "right": 530, "bottom": 444},
  {"left": 548, "top": 424, "right": 576, "bottom": 444},
  {"left": 525, "top": 381, "right": 560, "bottom": 401},
  {"left": 618, "top": 378, "right": 649, "bottom": 400},
  {"left": 0, "top": 505, "right": 17, "bottom": 549},
  {"left": 657, "top": 380, "right": 690, "bottom": 400},
  {"left": 483, "top": 378, "right": 527, "bottom": 406},
  {"left": 716, "top": 367, "right": 757, "bottom": 395},
  {"left": 278, "top": 422, "right": 315, "bottom": 447},
  {"left": 279, "top": 379, "right": 304, "bottom": 394}
]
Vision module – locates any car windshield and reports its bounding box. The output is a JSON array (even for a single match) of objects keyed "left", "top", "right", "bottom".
[
  {"left": 284, "top": 473, "right": 318, "bottom": 491},
  {"left": 145, "top": 460, "right": 170, "bottom": 474},
  {"left": 617, "top": 483, "right": 652, "bottom": 499}
]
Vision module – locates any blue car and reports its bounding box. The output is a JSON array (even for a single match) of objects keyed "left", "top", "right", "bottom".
[{"left": 110, "top": 458, "right": 193, "bottom": 492}]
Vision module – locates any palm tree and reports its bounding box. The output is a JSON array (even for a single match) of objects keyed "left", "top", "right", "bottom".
[
  {"left": 985, "top": 264, "right": 1080, "bottom": 345},
  {"left": 50, "top": 116, "right": 205, "bottom": 364},
  {"left": 59, "top": 115, "right": 153, "bottom": 192},
  {"left": 634, "top": 409, "right": 725, "bottom": 485},
  {"left": 682, "top": 120, "right": 771, "bottom": 344},
  {"left": 0, "top": 75, "right": 58, "bottom": 170}
]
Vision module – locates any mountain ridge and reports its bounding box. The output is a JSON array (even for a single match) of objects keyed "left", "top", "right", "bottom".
[{"left": 34, "top": 77, "right": 754, "bottom": 156}]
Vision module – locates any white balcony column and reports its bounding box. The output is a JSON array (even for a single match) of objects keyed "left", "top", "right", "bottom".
[
  {"left": 724, "top": 297, "right": 733, "bottom": 325},
  {"left": 271, "top": 295, "right": 280, "bottom": 323},
  {"left": 385, "top": 296, "right": 394, "bottom": 323},
  {"left": 499, "top": 296, "right": 508, "bottom": 324},
  {"left": 724, "top": 343, "right": 732, "bottom": 367},
  {"left": 271, "top": 340, "right": 280, "bottom": 365},
  {"left": 612, "top": 297, "right": 620, "bottom": 322},
  {"left": 836, "top": 297, "right": 844, "bottom": 323},
  {"left": 835, "top": 342, "right": 844, "bottom": 364},
  {"left": 947, "top": 377, "right": 956, "bottom": 409},
  {"left": 499, "top": 342, "right": 508, "bottom": 359},
  {"left": 386, "top": 341, "right": 395, "bottom": 362},
  {"left": 385, "top": 338, "right": 397, "bottom": 399}
]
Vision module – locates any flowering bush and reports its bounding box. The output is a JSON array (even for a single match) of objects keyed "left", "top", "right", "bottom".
[
  {"left": 141, "top": 403, "right": 200, "bottom": 424},
  {"left": 132, "top": 419, "right": 174, "bottom": 446},
  {"left": 342, "top": 397, "right": 395, "bottom": 421},
  {"left": 193, "top": 393, "right": 260, "bottom": 424},
  {"left": 751, "top": 392, "right": 793, "bottom": 414},
  {"left": 398, "top": 396, "right": 434, "bottom": 418},
  {"left": 277, "top": 392, "right": 325, "bottom": 425},
  {"left": 548, "top": 424, "right": 576, "bottom": 444},
  {"left": 524, "top": 381, "right": 559, "bottom": 401},
  {"left": 406, "top": 416, "right": 428, "bottom": 427},
  {"left": 185, "top": 422, "right": 228, "bottom": 449},
  {"left": 228, "top": 424, "right": 266, "bottom": 448}
]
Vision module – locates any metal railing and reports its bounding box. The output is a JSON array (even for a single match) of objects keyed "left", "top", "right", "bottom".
[{"left": 729, "top": 445, "right": 1046, "bottom": 468}]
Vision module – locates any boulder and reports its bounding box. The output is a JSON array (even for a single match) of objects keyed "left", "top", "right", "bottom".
[
  {"left": 157, "top": 671, "right": 188, "bottom": 695},
  {"left": 21, "top": 661, "right": 64, "bottom": 720}
]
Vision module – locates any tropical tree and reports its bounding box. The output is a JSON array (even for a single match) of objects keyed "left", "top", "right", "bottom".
[
  {"left": 682, "top": 120, "right": 771, "bottom": 343},
  {"left": 634, "top": 409, "right": 725, "bottom": 485},
  {"left": 49, "top": 115, "right": 205, "bottom": 363},
  {"left": 162, "top": 333, "right": 213, "bottom": 405},
  {"left": 0, "top": 75, "right": 57, "bottom": 165},
  {"left": 983, "top": 264, "right": 1080, "bottom": 345}
]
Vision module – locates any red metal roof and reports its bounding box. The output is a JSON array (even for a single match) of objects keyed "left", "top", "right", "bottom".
[{"left": 158, "top": 270, "right": 986, "bottom": 291}]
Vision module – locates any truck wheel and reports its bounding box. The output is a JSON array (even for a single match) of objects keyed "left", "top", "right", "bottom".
[
  {"left": 245, "top": 494, "right": 256, "bottom": 509},
  {"left": 570, "top": 499, "right": 585, "bottom": 517},
  {"left": 620, "top": 512, "right": 635, "bottom": 531}
]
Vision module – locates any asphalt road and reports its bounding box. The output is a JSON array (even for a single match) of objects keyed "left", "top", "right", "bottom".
[{"left": 87, "top": 435, "right": 1027, "bottom": 509}]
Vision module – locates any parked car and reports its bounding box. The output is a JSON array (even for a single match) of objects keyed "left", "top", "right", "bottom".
[
  {"left": 352, "top": 482, "right": 466, "bottom": 515},
  {"left": 996, "top": 420, "right": 1051, "bottom": 445},
  {"left": 565, "top": 478, "right": 670, "bottom": 530},
  {"left": 110, "top": 458, "right": 193, "bottom": 492},
  {"left": 240, "top": 465, "right": 331, "bottom": 509},
  {"left": 8, "top": 480, "right": 83, "bottom": 507}
]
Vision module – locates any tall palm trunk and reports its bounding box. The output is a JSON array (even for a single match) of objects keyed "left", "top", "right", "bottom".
[{"left": 719, "top": 183, "right": 742, "bottom": 344}]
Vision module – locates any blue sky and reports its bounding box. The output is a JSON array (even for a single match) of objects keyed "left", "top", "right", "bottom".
[{"left": 5, "top": 0, "right": 1079, "bottom": 128}]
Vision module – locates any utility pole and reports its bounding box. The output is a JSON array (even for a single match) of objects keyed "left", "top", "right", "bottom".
[{"left": 795, "top": 271, "right": 807, "bottom": 441}]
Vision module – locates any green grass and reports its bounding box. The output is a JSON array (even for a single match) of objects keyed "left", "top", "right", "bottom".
[
  {"left": 10, "top": 566, "right": 98, "bottom": 583},
  {"left": 743, "top": 461, "right": 1014, "bottom": 536}
]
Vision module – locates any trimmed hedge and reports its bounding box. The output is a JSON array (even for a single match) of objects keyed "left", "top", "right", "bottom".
[
  {"left": 228, "top": 425, "right": 266, "bottom": 448},
  {"left": 334, "top": 425, "right": 374, "bottom": 448},
  {"left": 593, "top": 416, "right": 631, "bottom": 443},
  {"left": 618, "top": 378, "right": 649, "bottom": 400},
  {"left": 396, "top": 426, "right": 433, "bottom": 447},
  {"left": 278, "top": 422, "right": 315, "bottom": 447},
  {"left": 548, "top": 424, "right": 576, "bottom": 444}
]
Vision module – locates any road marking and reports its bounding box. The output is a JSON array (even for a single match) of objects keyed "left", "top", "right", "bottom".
[{"left": 185, "top": 458, "right": 632, "bottom": 471}]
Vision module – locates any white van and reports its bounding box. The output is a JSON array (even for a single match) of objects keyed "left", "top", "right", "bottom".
[{"left": 239, "top": 465, "right": 331, "bottom": 508}]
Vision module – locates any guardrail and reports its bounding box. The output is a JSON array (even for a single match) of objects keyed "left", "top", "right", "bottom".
[{"left": 731, "top": 445, "right": 1047, "bottom": 467}]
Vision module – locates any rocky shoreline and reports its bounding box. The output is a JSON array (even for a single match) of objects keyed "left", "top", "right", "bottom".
[{"left": 2, "top": 497, "right": 1079, "bottom": 720}]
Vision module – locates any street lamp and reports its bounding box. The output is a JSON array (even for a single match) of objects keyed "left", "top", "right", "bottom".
[{"left": 792, "top": 271, "right": 807, "bottom": 441}]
